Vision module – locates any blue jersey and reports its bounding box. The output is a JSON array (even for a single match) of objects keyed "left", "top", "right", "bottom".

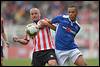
[{"left": 51, "top": 15, "right": 80, "bottom": 50}]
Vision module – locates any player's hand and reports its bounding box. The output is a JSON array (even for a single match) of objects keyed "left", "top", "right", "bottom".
[
  {"left": 13, "top": 36, "right": 19, "bottom": 42},
  {"left": 42, "top": 18, "right": 51, "bottom": 26},
  {"left": 37, "top": 20, "right": 45, "bottom": 28},
  {"left": 37, "top": 19, "right": 49, "bottom": 27},
  {"left": 42, "top": 19, "right": 48, "bottom": 26},
  {"left": 44, "top": 18, "right": 50, "bottom": 23},
  {"left": 4, "top": 44, "right": 9, "bottom": 48},
  {"left": 3, "top": 41, "right": 10, "bottom": 48},
  {"left": 5, "top": 41, "right": 10, "bottom": 47}
]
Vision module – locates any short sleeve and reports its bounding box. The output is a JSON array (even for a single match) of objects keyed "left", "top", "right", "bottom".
[{"left": 51, "top": 16, "right": 61, "bottom": 24}]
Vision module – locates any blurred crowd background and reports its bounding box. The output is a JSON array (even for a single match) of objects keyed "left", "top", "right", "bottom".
[{"left": 1, "top": 1, "right": 99, "bottom": 60}]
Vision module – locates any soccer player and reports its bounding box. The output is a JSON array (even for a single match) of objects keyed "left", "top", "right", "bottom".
[
  {"left": 1, "top": 17, "right": 9, "bottom": 66},
  {"left": 13, "top": 8, "right": 57, "bottom": 66},
  {"left": 42, "top": 6, "right": 87, "bottom": 66}
]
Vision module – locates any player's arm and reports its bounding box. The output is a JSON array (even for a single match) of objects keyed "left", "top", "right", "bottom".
[
  {"left": 37, "top": 19, "right": 56, "bottom": 31},
  {"left": 13, "top": 34, "right": 29, "bottom": 45},
  {"left": 1, "top": 23, "right": 7, "bottom": 40},
  {"left": 45, "top": 19, "right": 56, "bottom": 31},
  {"left": 40, "top": 16, "right": 61, "bottom": 31},
  {"left": 1, "top": 18, "right": 9, "bottom": 46},
  {"left": 13, "top": 38, "right": 29, "bottom": 45}
]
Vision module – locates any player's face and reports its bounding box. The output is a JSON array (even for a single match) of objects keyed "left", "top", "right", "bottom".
[
  {"left": 68, "top": 7, "right": 77, "bottom": 21},
  {"left": 30, "top": 9, "right": 41, "bottom": 21}
]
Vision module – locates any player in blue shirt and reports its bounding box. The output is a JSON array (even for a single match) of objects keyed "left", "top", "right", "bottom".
[{"left": 42, "top": 5, "right": 87, "bottom": 66}]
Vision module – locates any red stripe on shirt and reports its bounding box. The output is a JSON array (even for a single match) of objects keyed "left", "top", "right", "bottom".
[
  {"left": 46, "top": 27, "right": 52, "bottom": 49},
  {"left": 41, "top": 28, "right": 46, "bottom": 50},
  {"left": 37, "top": 33, "right": 41, "bottom": 51},
  {"left": 49, "top": 28, "right": 55, "bottom": 48},
  {"left": 33, "top": 37, "right": 36, "bottom": 52}
]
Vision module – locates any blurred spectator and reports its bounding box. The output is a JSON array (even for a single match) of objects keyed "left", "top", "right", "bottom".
[
  {"left": 1, "top": 1, "right": 99, "bottom": 25},
  {"left": 47, "top": 1, "right": 65, "bottom": 19}
]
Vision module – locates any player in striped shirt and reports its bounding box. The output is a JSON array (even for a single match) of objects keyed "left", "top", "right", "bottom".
[
  {"left": 13, "top": 8, "right": 57, "bottom": 66},
  {"left": 1, "top": 17, "right": 9, "bottom": 66},
  {"left": 42, "top": 6, "right": 87, "bottom": 66}
]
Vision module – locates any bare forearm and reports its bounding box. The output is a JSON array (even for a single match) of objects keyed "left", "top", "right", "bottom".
[
  {"left": 47, "top": 21, "right": 56, "bottom": 31},
  {"left": 15, "top": 39, "right": 29, "bottom": 45},
  {"left": 2, "top": 24, "right": 7, "bottom": 41},
  {"left": 38, "top": 19, "right": 56, "bottom": 31},
  {"left": 2, "top": 33, "right": 7, "bottom": 41}
]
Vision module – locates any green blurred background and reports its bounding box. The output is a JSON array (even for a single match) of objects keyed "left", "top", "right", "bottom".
[{"left": 3, "top": 58, "right": 99, "bottom": 66}]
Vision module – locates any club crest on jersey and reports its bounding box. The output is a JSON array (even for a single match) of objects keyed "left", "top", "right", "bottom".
[{"left": 66, "top": 27, "right": 71, "bottom": 32}]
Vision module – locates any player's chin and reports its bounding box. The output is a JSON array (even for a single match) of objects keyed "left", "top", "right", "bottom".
[
  {"left": 33, "top": 19, "right": 39, "bottom": 21},
  {"left": 70, "top": 17, "right": 76, "bottom": 21}
]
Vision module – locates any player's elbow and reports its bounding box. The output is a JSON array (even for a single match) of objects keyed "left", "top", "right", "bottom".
[
  {"left": 22, "top": 42, "right": 28, "bottom": 45},
  {"left": 23, "top": 40, "right": 29, "bottom": 45}
]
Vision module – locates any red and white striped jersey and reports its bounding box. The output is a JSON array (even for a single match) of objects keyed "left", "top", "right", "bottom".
[{"left": 25, "top": 26, "right": 55, "bottom": 52}]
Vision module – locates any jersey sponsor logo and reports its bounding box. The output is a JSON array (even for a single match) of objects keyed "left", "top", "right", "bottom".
[{"left": 62, "top": 26, "right": 76, "bottom": 35}]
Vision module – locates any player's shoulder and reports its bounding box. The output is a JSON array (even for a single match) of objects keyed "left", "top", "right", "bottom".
[
  {"left": 75, "top": 21, "right": 81, "bottom": 27},
  {"left": 55, "top": 15, "right": 69, "bottom": 19},
  {"left": 62, "top": 15, "right": 69, "bottom": 19}
]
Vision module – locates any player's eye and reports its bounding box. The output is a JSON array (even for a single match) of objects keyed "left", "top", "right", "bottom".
[
  {"left": 68, "top": 11, "right": 75, "bottom": 14},
  {"left": 31, "top": 13, "right": 33, "bottom": 15},
  {"left": 35, "top": 13, "right": 38, "bottom": 15},
  {"left": 31, "top": 13, "right": 34, "bottom": 15},
  {"left": 31, "top": 13, "right": 37, "bottom": 15}
]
